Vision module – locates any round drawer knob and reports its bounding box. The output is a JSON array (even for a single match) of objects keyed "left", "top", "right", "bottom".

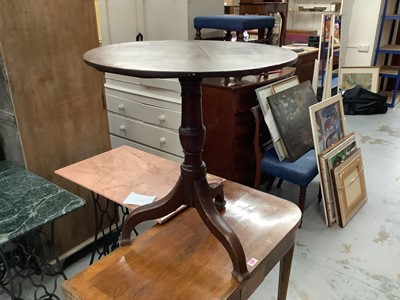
[
  {"left": 119, "top": 125, "right": 126, "bottom": 131},
  {"left": 159, "top": 114, "right": 166, "bottom": 122},
  {"left": 118, "top": 104, "right": 125, "bottom": 110},
  {"left": 159, "top": 137, "right": 166, "bottom": 145}
]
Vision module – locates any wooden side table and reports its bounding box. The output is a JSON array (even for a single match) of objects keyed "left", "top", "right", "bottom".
[
  {"left": 82, "top": 40, "right": 297, "bottom": 281},
  {"left": 63, "top": 180, "right": 301, "bottom": 300}
]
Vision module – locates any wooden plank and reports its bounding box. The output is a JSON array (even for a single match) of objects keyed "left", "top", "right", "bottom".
[{"left": 0, "top": 0, "right": 111, "bottom": 256}]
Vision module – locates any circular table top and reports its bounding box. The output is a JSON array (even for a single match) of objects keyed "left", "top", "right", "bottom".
[{"left": 83, "top": 40, "right": 298, "bottom": 79}]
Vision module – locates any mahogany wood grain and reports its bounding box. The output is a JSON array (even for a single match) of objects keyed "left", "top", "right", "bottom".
[{"left": 63, "top": 180, "right": 301, "bottom": 300}]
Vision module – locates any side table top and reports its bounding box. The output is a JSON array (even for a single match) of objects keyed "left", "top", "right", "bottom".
[
  {"left": 63, "top": 180, "right": 301, "bottom": 300},
  {"left": 0, "top": 160, "right": 85, "bottom": 245},
  {"left": 83, "top": 40, "right": 298, "bottom": 78},
  {"left": 55, "top": 146, "right": 223, "bottom": 209}
]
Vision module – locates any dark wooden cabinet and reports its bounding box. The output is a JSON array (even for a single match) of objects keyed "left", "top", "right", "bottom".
[
  {"left": 239, "top": 1, "right": 289, "bottom": 46},
  {"left": 290, "top": 47, "right": 318, "bottom": 83},
  {"left": 202, "top": 67, "right": 295, "bottom": 186}
]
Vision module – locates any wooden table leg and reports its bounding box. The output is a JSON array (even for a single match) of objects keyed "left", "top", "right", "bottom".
[{"left": 278, "top": 245, "right": 294, "bottom": 300}]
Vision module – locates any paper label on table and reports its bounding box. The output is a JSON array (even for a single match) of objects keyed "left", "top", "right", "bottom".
[
  {"left": 123, "top": 192, "right": 156, "bottom": 205},
  {"left": 247, "top": 258, "right": 258, "bottom": 267}
]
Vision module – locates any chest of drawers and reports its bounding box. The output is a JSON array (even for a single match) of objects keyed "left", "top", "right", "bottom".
[
  {"left": 202, "top": 67, "right": 295, "bottom": 186},
  {"left": 105, "top": 76, "right": 183, "bottom": 163}
]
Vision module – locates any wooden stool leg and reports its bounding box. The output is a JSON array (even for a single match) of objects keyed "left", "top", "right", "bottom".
[
  {"left": 266, "top": 27, "right": 273, "bottom": 44},
  {"left": 226, "top": 30, "right": 232, "bottom": 41},
  {"left": 236, "top": 31, "right": 244, "bottom": 42},
  {"left": 195, "top": 29, "right": 202, "bottom": 40},
  {"left": 258, "top": 28, "right": 266, "bottom": 41}
]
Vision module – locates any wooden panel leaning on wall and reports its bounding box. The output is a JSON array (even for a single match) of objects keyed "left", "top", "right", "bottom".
[{"left": 0, "top": 0, "right": 111, "bottom": 258}]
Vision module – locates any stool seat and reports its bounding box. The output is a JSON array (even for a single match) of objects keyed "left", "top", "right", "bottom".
[
  {"left": 194, "top": 15, "right": 275, "bottom": 43},
  {"left": 261, "top": 148, "right": 318, "bottom": 187},
  {"left": 194, "top": 15, "right": 275, "bottom": 32}
]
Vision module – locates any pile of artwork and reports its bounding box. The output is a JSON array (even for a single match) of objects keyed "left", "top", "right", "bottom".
[
  {"left": 309, "top": 94, "right": 367, "bottom": 227},
  {"left": 255, "top": 76, "right": 317, "bottom": 162},
  {"left": 256, "top": 76, "right": 367, "bottom": 227}
]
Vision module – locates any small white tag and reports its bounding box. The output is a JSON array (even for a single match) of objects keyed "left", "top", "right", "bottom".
[
  {"left": 247, "top": 258, "right": 258, "bottom": 267},
  {"left": 123, "top": 192, "right": 156, "bottom": 205}
]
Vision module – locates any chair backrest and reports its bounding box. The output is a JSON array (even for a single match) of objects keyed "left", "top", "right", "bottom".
[{"left": 251, "top": 105, "right": 272, "bottom": 188}]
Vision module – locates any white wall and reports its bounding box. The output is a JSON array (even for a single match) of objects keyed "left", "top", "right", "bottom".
[
  {"left": 188, "top": 0, "right": 224, "bottom": 39},
  {"left": 341, "top": 0, "right": 385, "bottom": 66}
]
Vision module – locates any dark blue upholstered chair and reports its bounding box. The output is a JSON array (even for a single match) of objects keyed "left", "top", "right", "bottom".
[
  {"left": 251, "top": 105, "right": 320, "bottom": 225},
  {"left": 193, "top": 15, "right": 275, "bottom": 43}
]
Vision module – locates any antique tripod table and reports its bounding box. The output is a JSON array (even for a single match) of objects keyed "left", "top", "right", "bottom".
[{"left": 83, "top": 40, "right": 297, "bottom": 282}]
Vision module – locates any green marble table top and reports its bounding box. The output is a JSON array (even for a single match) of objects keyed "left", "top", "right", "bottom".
[{"left": 0, "top": 160, "right": 85, "bottom": 245}]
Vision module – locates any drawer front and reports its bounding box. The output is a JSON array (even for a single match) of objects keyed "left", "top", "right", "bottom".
[
  {"left": 142, "top": 104, "right": 181, "bottom": 131},
  {"left": 110, "top": 135, "right": 183, "bottom": 163},
  {"left": 105, "top": 86, "right": 181, "bottom": 111},
  {"left": 106, "top": 94, "right": 142, "bottom": 120},
  {"left": 108, "top": 113, "right": 183, "bottom": 157},
  {"left": 109, "top": 112, "right": 143, "bottom": 141}
]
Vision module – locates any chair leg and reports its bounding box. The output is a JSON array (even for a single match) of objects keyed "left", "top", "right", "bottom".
[
  {"left": 266, "top": 175, "right": 275, "bottom": 191},
  {"left": 277, "top": 179, "right": 284, "bottom": 188},
  {"left": 298, "top": 186, "right": 307, "bottom": 228}
]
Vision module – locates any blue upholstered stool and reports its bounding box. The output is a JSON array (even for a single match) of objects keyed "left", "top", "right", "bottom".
[
  {"left": 252, "top": 105, "right": 321, "bottom": 226},
  {"left": 194, "top": 15, "right": 275, "bottom": 43}
]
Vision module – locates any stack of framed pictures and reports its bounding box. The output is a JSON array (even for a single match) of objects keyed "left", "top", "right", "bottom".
[
  {"left": 255, "top": 76, "right": 300, "bottom": 161},
  {"left": 267, "top": 81, "right": 318, "bottom": 162},
  {"left": 310, "top": 94, "right": 367, "bottom": 227}
]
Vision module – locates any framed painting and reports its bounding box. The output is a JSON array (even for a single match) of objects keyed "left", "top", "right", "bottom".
[
  {"left": 332, "top": 148, "right": 367, "bottom": 227},
  {"left": 309, "top": 94, "right": 346, "bottom": 155},
  {"left": 309, "top": 94, "right": 346, "bottom": 226},
  {"left": 268, "top": 81, "right": 318, "bottom": 162},
  {"left": 318, "top": 132, "right": 356, "bottom": 226},
  {"left": 271, "top": 75, "right": 299, "bottom": 94},
  {"left": 255, "top": 84, "right": 287, "bottom": 161},
  {"left": 339, "top": 67, "right": 380, "bottom": 93}
]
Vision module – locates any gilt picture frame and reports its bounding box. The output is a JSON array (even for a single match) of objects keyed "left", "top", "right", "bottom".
[
  {"left": 339, "top": 66, "right": 380, "bottom": 93},
  {"left": 255, "top": 80, "right": 293, "bottom": 161},
  {"left": 271, "top": 75, "right": 299, "bottom": 94},
  {"left": 332, "top": 148, "right": 367, "bottom": 227},
  {"left": 309, "top": 94, "right": 346, "bottom": 155},
  {"left": 318, "top": 132, "right": 356, "bottom": 226}
]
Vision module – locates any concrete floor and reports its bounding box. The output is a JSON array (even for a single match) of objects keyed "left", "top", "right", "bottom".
[
  {"left": 250, "top": 107, "right": 400, "bottom": 299},
  {"left": 3, "top": 106, "right": 400, "bottom": 299}
]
